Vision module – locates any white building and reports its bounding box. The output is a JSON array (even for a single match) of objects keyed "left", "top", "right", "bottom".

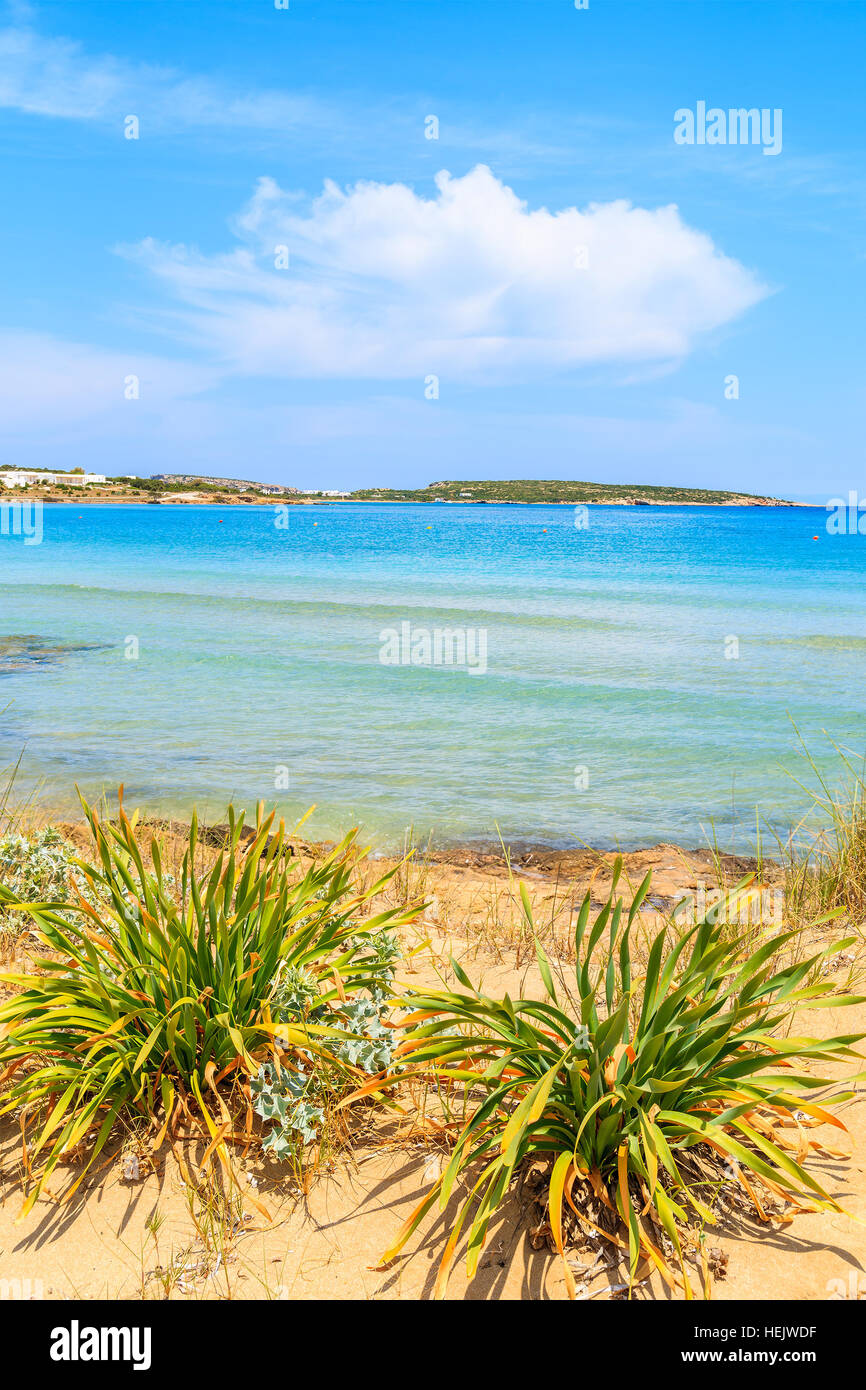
[{"left": 1, "top": 470, "right": 107, "bottom": 489}]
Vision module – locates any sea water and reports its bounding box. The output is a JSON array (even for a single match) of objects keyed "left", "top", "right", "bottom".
[{"left": 0, "top": 501, "right": 862, "bottom": 852}]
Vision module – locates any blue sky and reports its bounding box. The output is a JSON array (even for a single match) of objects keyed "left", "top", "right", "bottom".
[{"left": 0, "top": 0, "right": 862, "bottom": 496}]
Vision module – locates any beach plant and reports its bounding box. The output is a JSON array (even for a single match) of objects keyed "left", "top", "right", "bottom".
[
  {"left": 0, "top": 750, "right": 29, "bottom": 840},
  {"left": 366, "top": 863, "right": 864, "bottom": 1298},
  {"left": 778, "top": 731, "right": 866, "bottom": 936},
  {"left": 0, "top": 793, "right": 420, "bottom": 1216},
  {"left": 251, "top": 929, "right": 402, "bottom": 1158},
  {"left": 0, "top": 827, "right": 67, "bottom": 939},
  {"left": 0, "top": 826, "right": 103, "bottom": 946}
]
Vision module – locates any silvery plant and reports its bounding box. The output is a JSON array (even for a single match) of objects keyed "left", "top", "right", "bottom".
[{"left": 253, "top": 934, "right": 402, "bottom": 1158}]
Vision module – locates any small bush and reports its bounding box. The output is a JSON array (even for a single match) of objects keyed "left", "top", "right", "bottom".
[
  {"left": 252, "top": 930, "right": 401, "bottom": 1160},
  {"left": 0, "top": 795, "right": 420, "bottom": 1216},
  {"left": 0, "top": 827, "right": 99, "bottom": 944}
]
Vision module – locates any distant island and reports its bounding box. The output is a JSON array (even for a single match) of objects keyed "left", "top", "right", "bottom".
[
  {"left": 0, "top": 466, "right": 795, "bottom": 507},
  {"left": 351, "top": 479, "right": 796, "bottom": 506}
]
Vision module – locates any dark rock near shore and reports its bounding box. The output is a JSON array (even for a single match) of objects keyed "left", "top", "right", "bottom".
[{"left": 0, "top": 634, "right": 109, "bottom": 674}]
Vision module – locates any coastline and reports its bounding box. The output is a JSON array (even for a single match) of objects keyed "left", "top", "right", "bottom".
[
  {"left": 24, "top": 804, "right": 782, "bottom": 923},
  {"left": 8, "top": 494, "right": 810, "bottom": 508},
  {"left": 22, "top": 786, "right": 785, "bottom": 865}
]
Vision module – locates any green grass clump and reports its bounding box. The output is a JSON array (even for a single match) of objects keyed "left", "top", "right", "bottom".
[
  {"left": 370, "top": 864, "right": 864, "bottom": 1298},
  {"left": 781, "top": 736, "right": 866, "bottom": 935},
  {"left": 0, "top": 794, "right": 419, "bottom": 1217}
]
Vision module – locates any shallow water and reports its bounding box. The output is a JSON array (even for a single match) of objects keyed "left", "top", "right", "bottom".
[{"left": 0, "top": 501, "right": 862, "bottom": 851}]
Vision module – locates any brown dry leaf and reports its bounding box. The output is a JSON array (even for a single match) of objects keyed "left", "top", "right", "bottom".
[{"left": 529, "top": 1220, "right": 552, "bottom": 1250}]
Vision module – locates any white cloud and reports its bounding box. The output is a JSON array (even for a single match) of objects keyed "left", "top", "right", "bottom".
[
  {"left": 0, "top": 21, "right": 325, "bottom": 129},
  {"left": 121, "top": 165, "right": 769, "bottom": 380}
]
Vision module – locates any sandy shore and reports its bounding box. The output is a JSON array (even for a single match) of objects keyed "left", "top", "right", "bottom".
[
  {"left": 6, "top": 492, "right": 307, "bottom": 506},
  {"left": 0, "top": 812, "right": 862, "bottom": 1301}
]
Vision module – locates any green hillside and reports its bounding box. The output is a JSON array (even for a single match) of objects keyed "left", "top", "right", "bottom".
[{"left": 350, "top": 479, "right": 793, "bottom": 505}]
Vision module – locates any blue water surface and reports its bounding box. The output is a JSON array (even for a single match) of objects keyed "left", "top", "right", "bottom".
[{"left": 0, "top": 501, "right": 862, "bottom": 850}]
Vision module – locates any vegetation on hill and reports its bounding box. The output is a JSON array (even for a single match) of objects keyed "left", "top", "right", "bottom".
[
  {"left": 5, "top": 471, "right": 793, "bottom": 506},
  {"left": 351, "top": 479, "right": 793, "bottom": 505}
]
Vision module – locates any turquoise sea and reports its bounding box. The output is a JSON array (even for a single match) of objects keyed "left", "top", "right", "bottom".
[{"left": 0, "top": 501, "right": 862, "bottom": 852}]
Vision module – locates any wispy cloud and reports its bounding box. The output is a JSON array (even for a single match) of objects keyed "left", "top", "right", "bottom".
[
  {"left": 0, "top": 19, "right": 327, "bottom": 131},
  {"left": 5, "top": 10, "right": 857, "bottom": 213}
]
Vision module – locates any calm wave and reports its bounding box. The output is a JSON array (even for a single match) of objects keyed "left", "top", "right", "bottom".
[{"left": 0, "top": 501, "right": 862, "bottom": 851}]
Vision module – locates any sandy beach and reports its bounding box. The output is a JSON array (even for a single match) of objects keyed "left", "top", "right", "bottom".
[{"left": 1, "top": 810, "right": 863, "bottom": 1303}]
